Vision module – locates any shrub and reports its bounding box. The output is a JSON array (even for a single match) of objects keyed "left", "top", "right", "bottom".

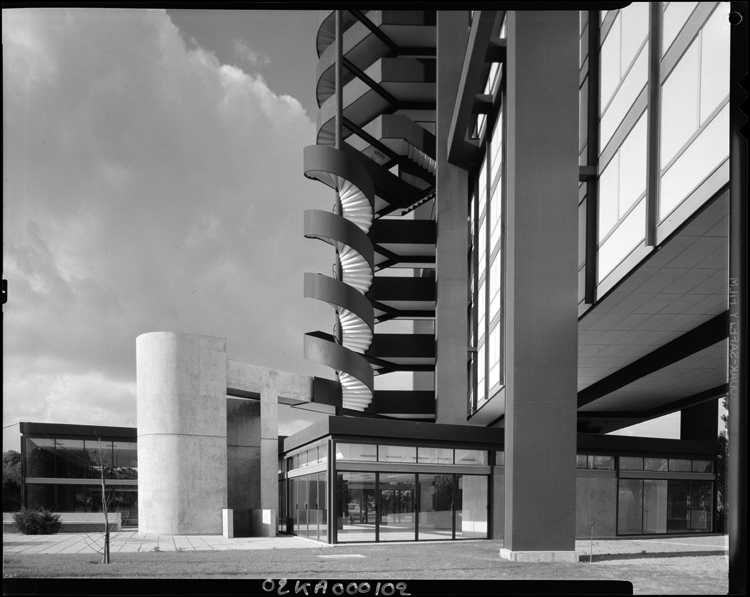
[{"left": 11, "top": 507, "right": 62, "bottom": 535}]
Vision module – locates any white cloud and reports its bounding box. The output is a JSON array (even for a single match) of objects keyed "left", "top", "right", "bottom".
[
  {"left": 3, "top": 8, "right": 332, "bottom": 451},
  {"left": 232, "top": 38, "right": 271, "bottom": 68}
]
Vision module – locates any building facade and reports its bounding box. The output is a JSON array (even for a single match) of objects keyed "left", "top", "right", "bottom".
[
  {"left": 292, "top": 6, "right": 733, "bottom": 561},
  {"left": 19, "top": 422, "right": 138, "bottom": 527},
  {"left": 15, "top": 5, "right": 739, "bottom": 565}
]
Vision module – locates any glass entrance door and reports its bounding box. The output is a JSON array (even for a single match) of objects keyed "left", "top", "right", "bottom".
[
  {"left": 337, "top": 472, "right": 376, "bottom": 542},
  {"left": 379, "top": 473, "right": 416, "bottom": 541}
]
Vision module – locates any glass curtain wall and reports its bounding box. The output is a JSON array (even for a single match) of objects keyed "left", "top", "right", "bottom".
[
  {"left": 618, "top": 478, "right": 713, "bottom": 535},
  {"left": 659, "top": 2, "right": 730, "bottom": 219},
  {"left": 597, "top": 3, "right": 649, "bottom": 282},
  {"left": 595, "top": 2, "right": 730, "bottom": 285},
  {"left": 335, "top": 472, "right": 489, "bottom": 543},
  {"left": 468, "top": 16, "right": 505, "bottom": 414}
]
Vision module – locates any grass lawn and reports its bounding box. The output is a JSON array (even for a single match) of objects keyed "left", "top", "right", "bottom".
[{"left": 2, "top": 541, "right": 728, "bottom": 595}]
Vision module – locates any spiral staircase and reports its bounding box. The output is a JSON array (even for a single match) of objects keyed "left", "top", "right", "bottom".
[{"left": 303, "top": 11, "right": 437, "bottom": 418}]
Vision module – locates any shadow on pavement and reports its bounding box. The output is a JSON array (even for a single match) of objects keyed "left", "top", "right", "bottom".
[{"left": 579, "top": 549, "right": 728, "bottom": 562}]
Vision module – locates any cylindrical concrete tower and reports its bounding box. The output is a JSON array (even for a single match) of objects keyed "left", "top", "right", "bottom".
[{"left": 136, "top": 332, "right": 228, "bottom": 534}]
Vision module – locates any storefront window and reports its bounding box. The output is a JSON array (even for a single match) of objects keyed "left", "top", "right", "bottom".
[
  {"left": 337, "top": 472, "right": 376, "bottom": 543},
  {"left": 418, "top": 474, "right": 453, "bottom": 540}
]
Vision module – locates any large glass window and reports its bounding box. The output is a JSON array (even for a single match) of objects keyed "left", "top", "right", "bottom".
[
  {"left": 379, "top": 445, "right": 417, "bottom": 464},
  {"left": 598, "top": 111, "right": 647, "bottom": 281},
  {"left": 619, "top": 478, "right": 714, "bottom": 535},
  {"left": 667, "top": 479, "right": 690, "bottom": 533},
  {"left": 25, "top": 438, "right": 56, "bottom": 478},
  {"left": 111, "top": 442, "right": 137, "bottom": 480},
  {"left": 599, "top": 2, "right": 649, "bottom": 149},
  {"left": 469, "top": 49, "right": 504, "bottom": 414},
  {"left": 418, "top": 474, "right": 453, "bottom": 540},
  {"left": 337, "top": 472, "right": 376, "bottom": 543},
  {"left": 659, "top": 4, "right": 730, "bottom": 220},
  {"left": 336, "top": 443, "right": 377, "bottom": 462},
  {"left": 618, "top": 479, "right": 644, "bottom": 535},
  {"left": 417, "top": 447, "right": 453, "bottom": 465},
  {"left": 455, "top": 449, "right": 488, "bottom": 466},
  {"left": 643, "top": 479, "right": 668, "bottom": 533},
  {"left": 379, "top": 473, "right": 416, "bottom": 541}
]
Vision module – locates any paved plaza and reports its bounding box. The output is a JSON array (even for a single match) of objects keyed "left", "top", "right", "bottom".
[{"left": 2, "top": 530, "right": 728, "bottom": 557}]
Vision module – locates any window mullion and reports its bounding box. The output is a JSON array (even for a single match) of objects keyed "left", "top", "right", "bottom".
[{"left": 646, "top": 2, "right": 662, "bottom": 247}]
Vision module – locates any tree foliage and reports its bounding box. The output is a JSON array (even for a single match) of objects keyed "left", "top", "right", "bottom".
[{"left": 3, "top": 450, "right": 23, "bottom": 512}]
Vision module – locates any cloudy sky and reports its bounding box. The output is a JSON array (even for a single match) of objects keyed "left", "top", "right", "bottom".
[{"left": 3, "top": 8, "right": 336, "bottom": 451}]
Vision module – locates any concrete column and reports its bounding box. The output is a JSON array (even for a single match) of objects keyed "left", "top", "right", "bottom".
[
  {"left": 227, "top": 399, "right": 261, "bottom": 536},
  {"left": 435, "top": 11, "right": 470, "bottom": 425},
  {"left": 500, "top": 11, "right": 580, "bottom": 563},
  {"left": 250, "top": 386, "right": 278, "bottom": 537},
  {"left": 136, "top": 332, "right": 228, "bottom": 535}
]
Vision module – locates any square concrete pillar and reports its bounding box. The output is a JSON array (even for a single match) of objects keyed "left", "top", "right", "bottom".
[
  {"left": 501, "top": 11, "right": 580, "bottom": 563},
  {"left": 435, "top": 11, "right": 470, "bottom": 425},
  {"left": 259, "top": 388, "right": 279, "bottom": 536}
]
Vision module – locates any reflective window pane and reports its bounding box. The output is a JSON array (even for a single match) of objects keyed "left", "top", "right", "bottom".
[
  {"left": 576, "top": 454, "right": 588, "bottom": 469},
  {"left": 86, "top": 440, "right": 113, "bottom": 480},
  {"left": 379, "top": 445, "right": 417, "bottom": 464},
  {"left": 620, "top": 457, "right": 644, "bottom": 471},
  {"left": 618, "top": 112, "right": 648, "bottom": 218},
  {"left": 598, "top": 198, "right": 646, "bottom": 280},
  {"left": 669, "top": 459, "right": 691, "bottom": 472},
  {"left": 56, "top": 439, "right": 86, "bottom": 479},
  {"left": 690, "top": 480, "right": 713, "bottom": 532},
  {"left": 660, "top": 38, "right": 700, "bottom": 166},
  {"left": 455, "top": 449, "right": 487, "bottom": 466},
  {"left": 589, "top": 455, "right": 615, "bottom": 470},
  {"left": 600, "top": 13, "right": 622, "bottom": 110},
  {"left": 643, "top": 479, "right": 668, "bottom": 533},
  {"left": 621, "top": 2, "right": 649, "bottom": 73},
  {"left": 660, "top": 102, "right": 729, "bottom": 219},
  {"left": 667, "top": 479, "right": 690, "bottom": 532},
  {"left": 111, "top": 442, "right": 137, "bottom": 480},
  {"left": 335, "top": 443, "right": 377, "bottom": 462},
  {"left": 699, "top": 4, "right": 730, "bottom": 124},
  {"left": 598, "top": 155, "right": 619, "bottom": 241},
  {"left": 25, "top": 438, "right": 56, "bottom": 478},
  {"left": 692, "top": 460, "right": 713, "bottom": 473},
  {"left": 379, "top": 473, "right": 415, "bottom": 541},
  {"left": 496, "top": 451, "right": 505, "bottom": 467},
  {"left": 417, "top": 447, "right": 453, "bottom": 465},
  {"left": 600, "top": 43, "right": 648, "bottom": 149},
  {"left": 662, "top": 1, "right": 697, "bottom": 55},
  {"left": 618, "top": 479, "right": 643, "bottom": 534},
  {"left": 645, "top": 458, "right": 668, "bottom": 472},
  {"left": 418, "top": 474, "right": 454, "bottom": 540}
]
